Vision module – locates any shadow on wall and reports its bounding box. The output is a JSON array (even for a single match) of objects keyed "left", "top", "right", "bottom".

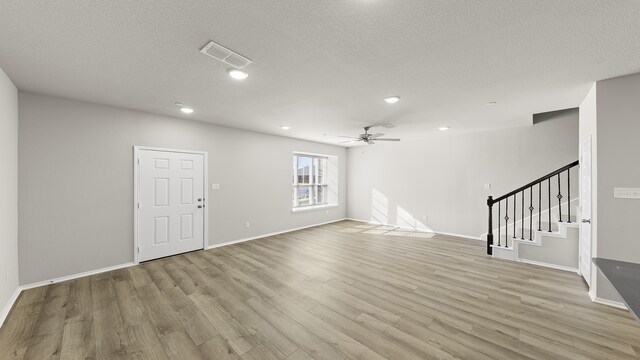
[{"left": 371, "top": 188, "right": 434, "bottom": 232}]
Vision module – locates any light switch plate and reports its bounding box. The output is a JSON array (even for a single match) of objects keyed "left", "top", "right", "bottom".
[
  {"left": 211, "top": 184, "right": 220, "bottom": 190},
  {"left": 613, "top": 187, "right": 640, "bottom": 199}
]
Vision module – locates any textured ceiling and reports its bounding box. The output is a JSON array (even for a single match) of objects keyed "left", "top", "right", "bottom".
[{"left": 1, "top": 1, "right": 639, "bottom": 145}]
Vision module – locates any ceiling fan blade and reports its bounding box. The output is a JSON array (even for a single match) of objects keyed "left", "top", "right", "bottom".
[
  {"left": 338, "top": 135, "right": 361, "bottom": 139},
  {"left": 370, "top": 133, "right": 385, "bottom": 139},
  {"left": 367, "top": 140, "right": 375, "bottom": 145},
  {"left": 374, "top": 138, "right": 401, "bottom": 141}
]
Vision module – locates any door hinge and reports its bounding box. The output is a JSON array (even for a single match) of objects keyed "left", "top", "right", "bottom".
[
  {"left": 137, "top": 158, "right": 140, "bottom": 165},
  {"left": 137, "top": 202, "right": 140, "bottom": 209},
  {"left": 138, "top": 246, "right": 140, "bottom": 253}
]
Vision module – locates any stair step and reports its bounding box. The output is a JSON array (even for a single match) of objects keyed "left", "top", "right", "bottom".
[
  {"left": 557, "top": 214, "right": 578, "bottom": 223},
  {"left": 494, "top": 234, "right": 534, "bottom": 246}
]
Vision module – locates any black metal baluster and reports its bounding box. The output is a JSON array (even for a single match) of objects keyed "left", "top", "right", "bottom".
[
  {"left": 567, "top": 169, "right": 571, "bottom": 223},
  {"left": 497, "top": 201, "right": 501, "bottom": 247},
  {"left": 505, "top": 197, "right": 509, "bottom": 247},
  {"left": 513, "top": 194, "right": 516, "bottom": 239},
  {"left": 529, "top": 186, "right": 533, "bottom": 240},
  {"left": 485, "top": 161, "right": 580, "bottom": 256},
  {"left": 548, "top": 178, "right": 552, "bottom": 232},
  {"left": 487, "top": 196, "right": 494, "bottom": 255},
  {"left": 521, "top": 189, "right": 525, "bottom": 239},
  {"left": 538, "top": 182, "right": 542, "bottom": 231},
  {"left": 557, "top": 174, "right": 563, "bottom": 222}
]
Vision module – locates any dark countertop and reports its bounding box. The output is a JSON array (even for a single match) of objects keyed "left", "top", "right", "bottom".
[{"left": 593, "top": 258, "right": 640, "bottom": 321}]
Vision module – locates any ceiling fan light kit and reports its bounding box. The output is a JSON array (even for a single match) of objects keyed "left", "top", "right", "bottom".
[{"left": 339, "top": 125, "right": 401, "bottom": 145}]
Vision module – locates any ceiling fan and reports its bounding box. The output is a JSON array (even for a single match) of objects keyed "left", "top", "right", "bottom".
[{"left": 339, "top": 126, "right": 401, "bottom": 145}]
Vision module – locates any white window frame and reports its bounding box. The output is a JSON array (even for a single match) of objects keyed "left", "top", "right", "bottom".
[{"left": 293, "top": 153, "right": 330, "bottom": 210}]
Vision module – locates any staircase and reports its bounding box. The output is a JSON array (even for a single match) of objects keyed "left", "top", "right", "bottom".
[{"left": 486, "top": 161, "right": 580, "bottom": 272}]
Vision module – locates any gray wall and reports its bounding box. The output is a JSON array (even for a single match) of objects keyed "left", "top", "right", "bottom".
[
  {"left": 18, "top": 92, "right": 347, "bottom": 285},
  {"left": 595, "top": 72, "right": 640, "bottom": 301},
  {"left": 0, "top": 67, "right": 19, "bottom": 317},
  {"left": 347, "top": 109, "right": 579, "bottom": 238}
]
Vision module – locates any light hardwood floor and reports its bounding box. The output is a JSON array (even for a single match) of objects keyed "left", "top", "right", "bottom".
[{"left": 1, "top": 220, "right": 639, "bottom": 359}]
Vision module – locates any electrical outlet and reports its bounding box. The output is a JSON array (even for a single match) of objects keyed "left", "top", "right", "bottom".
[
  {"left": 245, "top": 221, "right": 250, "bottom": 229},
  {"left": 423, "top": 215, "right": 428, "bottom": 221},
  {"left": 484, "top": 183, "right": 491, "bottom": 190}
]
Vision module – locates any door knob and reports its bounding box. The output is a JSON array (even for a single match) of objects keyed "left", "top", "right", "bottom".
[
  {"left": 198, "top": 205, "right": 203, "bottom": 209},
  {"left": 581, "top": 219, "right": 591, "bottom": 223},
  {"left": 197, "top": 198, "right": 202, "bottom": 202}
]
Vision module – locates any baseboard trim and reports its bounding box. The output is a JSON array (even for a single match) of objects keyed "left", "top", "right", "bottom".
[
  {"left": 207, "top": 218, "right": 347, "bottom": 250},
  {"left": 345, "top": 217, "right": 379, "bottom": 224},
  {"left": 345, "top": 218, "right": 482, "bottom": 241},
  {"left": 435, "top": 231, "right": 482, "bottom": 241},
  {"left": 592, "top": 296, "right": 628, "bottom": 310},
  {"left": 0, "top": 287, "right": 22, "bottom": 330},
  {"left": 587, "top": 287, "right": 628, "bottom": 310},
  {"left": 19, "top": 219, "right": 347, "bottom": 289},
  {"left": 517, "top": 258, "right": 580, "bottom": 273},
  {"left": 20, "top": 262, "right": 136, "bottom": 291}
]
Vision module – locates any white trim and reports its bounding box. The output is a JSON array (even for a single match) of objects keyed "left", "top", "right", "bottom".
[
  {"left": 345, "top": 218, "right": 482, "bottom": 240},
  {"left": 2, "top": 261, "right": 134, "bottom": 329},
  {"left": 345, "top": 217, "right": 381, "bottom": 223},
  {"left": 517, "top": 258, "right": 580, "bottom": 273},
  {"left": 293, "top": 151, "right": 337, "bottom": 158},
  {"left": 133, "top": 146, "right": 209, "bottom": 264},
  {"left": 207, "top": 218, "right": 347, "bottom": 250},
  {"left": 0, "top": 287, "right": 22, "bottom": 330},
  {"left": 588, "top": 287, "right": 629, "bottom": 310},
  {"left": 592, "top": 296, "right": 628, "bottom": 310},
  {"left": 20, "top": 262, "right": 136, "bottom": 291},
  {"left": 292, "top": 204, "right": 339, "bottom": 213},
  {"left": 435, "top": 231, "right": 482, "bottom": 241}
]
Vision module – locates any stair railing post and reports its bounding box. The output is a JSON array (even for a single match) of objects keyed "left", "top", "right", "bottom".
[{"left": 487, "top": 196, "right": 494, "bottom": 256}]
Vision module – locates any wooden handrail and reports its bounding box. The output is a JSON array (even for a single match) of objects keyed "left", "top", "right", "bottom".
[{"left": 489, "top": 160, "right": 579, "bottom": 205}]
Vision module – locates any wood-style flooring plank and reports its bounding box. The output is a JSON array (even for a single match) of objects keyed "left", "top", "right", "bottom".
[{"left": 1, "top": 220, "right": 639, "bottom": 360}]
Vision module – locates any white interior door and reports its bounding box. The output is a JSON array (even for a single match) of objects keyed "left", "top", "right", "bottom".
[
  {"left": 137, "top": 148, "right": 206, "bottom": 262},
  {"left": 579, "top": 139, "right": 592, "bottom": 285}
]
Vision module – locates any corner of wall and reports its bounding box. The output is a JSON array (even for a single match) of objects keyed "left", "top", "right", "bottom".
[{"left": 0, "top": 66, "right": 20, "bottom": 329}]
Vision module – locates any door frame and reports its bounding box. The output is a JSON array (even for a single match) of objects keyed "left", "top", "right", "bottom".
[
  {"left": 133, "top": 146, "right": 209, "bottom": 264},
  {"left": 579, "top": 138, "right": 592, "bottom": 285}
]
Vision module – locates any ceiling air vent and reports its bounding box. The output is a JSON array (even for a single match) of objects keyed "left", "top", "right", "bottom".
[{"left": 200, "top": 41, "right": 253, "bottom": 69}]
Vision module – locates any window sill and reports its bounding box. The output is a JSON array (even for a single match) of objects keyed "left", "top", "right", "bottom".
[{"left": 292, "top": 204, "right": 339, "bottom": 213}]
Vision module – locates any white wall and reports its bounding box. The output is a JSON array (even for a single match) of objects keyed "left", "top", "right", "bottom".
[
  {"left": 18, "top": 92, "right": 347, "bottom": 285},
  {"left": 594, "top": 72, "right": 640, "bottom": 302},
  {"left": 347, "top": 109, "right": 578, "bottom": 238},
  {"left": 0, "top": 67, "right": 19, "bottom": 323}
]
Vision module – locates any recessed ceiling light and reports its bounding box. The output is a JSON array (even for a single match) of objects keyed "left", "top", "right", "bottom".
[
  {"left": 487, "top": 101, "right": 497, "bottom": 105},
  {"left": 384, "top": 96, "right": 400, "bottom": 104},
  {"left": 228, "top": 69, "right": 248, "bottom": 80},
  {"left": 281, "top": 125, "right": 291, "bottom": 130},
  {"left": 438, "top": 126, "right": 450, "bottom": 131},
  {"left": 175, "top": 103, "right": 194, "bottom": 114}
]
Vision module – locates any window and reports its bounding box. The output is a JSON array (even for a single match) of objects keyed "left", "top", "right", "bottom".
[{"left": 293, "top": 153, "right": 332, "bottom": 209}]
